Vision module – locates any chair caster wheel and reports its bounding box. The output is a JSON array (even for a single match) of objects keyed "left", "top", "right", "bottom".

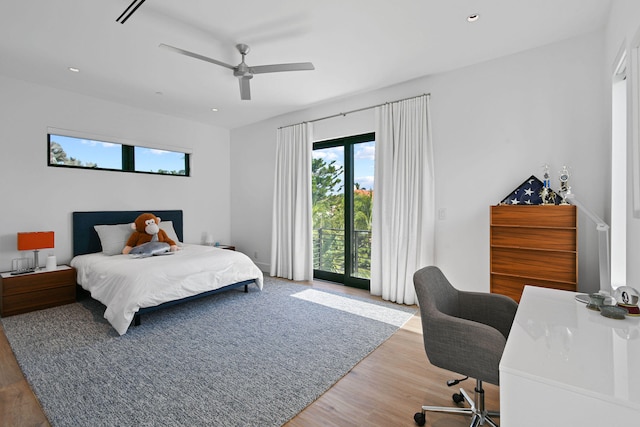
[
  {"left": 414, "top": 412, "right": 426, "bottom": 426},
  {"left": 452, "top": 392, "right": 464, "bottom": 404}
]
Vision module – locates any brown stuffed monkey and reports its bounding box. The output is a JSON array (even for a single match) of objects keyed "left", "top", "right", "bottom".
[{"left": 122, "top": 213, "right": 178, "bottom": 254}]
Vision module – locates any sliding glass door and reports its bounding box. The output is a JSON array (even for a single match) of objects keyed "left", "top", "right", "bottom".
[{"left": 312, "top": 133, "right": 375, "bottom": 289}]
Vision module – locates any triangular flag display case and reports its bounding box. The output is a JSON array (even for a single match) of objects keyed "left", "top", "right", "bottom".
[
  {"left": 499, "top": 175, "right": 561, "bottom": 206},
  {"left": 490, "top": 204, "right": 577, "bottom": 302}
]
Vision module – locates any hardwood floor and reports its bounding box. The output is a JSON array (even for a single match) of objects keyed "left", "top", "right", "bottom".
[
  {"left": 0, "top": 280, "right": 499, "bottom": 427},
  {"left": 0, "top": 323, "right": 49, "bottom": 426}
]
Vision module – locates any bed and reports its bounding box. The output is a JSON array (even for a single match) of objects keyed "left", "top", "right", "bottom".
[{"left": 70, "top": 210, "right": 263, "bottom": 335}]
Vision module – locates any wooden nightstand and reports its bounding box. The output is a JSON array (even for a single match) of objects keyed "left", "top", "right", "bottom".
[{"left": 0, "top": 265, "right": 76, "bottom": 317}]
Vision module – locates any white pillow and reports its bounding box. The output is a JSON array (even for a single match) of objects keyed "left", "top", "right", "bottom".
[
  {"left": 94, "top": 223, "right": 133, "bottom": 256},
  {"left": 160, "top": 221, "right": 182, "bottom": 246}
]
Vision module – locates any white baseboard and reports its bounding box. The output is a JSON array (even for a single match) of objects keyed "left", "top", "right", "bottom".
[{"left": 254, "top": 261, "right": 270, "bottom": 273}]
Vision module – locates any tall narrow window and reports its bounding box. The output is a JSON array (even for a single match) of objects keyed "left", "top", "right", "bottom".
[{"left": 312, "top": 133, "right": 375, "bottom": 289}]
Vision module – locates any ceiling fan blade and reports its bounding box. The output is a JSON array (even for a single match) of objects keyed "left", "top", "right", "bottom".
[
  {"left": 159, "top": 44, "right": 236, "bottom": 70},
  {"left": 239, "top": 77, "right": 251, "bottom": 100},
  {"left": 250, "top": 62, "right": 315, "bottom": 74}
]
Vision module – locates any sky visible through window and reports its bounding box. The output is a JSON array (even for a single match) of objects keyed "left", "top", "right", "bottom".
[
  {"left": 134, "top": 146, "right": 185, "bottom": 173},
  {"left": 312, "top": 141, "right": 375, "bottom": 191},
  {"left": 50, "top": 134, "right": 121, "bottom": 169},
  {"left": 50, "top": 134, "right": 185, "bottom": 172}
]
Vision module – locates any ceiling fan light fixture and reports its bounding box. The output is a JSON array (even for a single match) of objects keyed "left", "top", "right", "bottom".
[
  {"left": 160, "top": 42, "right": 314, "bottom": 101},
  {"left": 467, "top": 13, "right": 480, "bottom": 23}
]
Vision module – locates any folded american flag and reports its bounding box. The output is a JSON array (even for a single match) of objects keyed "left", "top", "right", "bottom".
[{"left": 500, "top": 175, "right": 559, "bottom": 205}]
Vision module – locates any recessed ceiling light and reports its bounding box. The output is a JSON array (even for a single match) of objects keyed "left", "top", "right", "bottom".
[
  {"left": 68, "top": 67, "right": 80, "bottom": 73},
  {"left": 211, "top": 108, "right": 218, "bottom": 112},
  {"left": 467, "top": 14, "right": 480, "bottom": 22}
]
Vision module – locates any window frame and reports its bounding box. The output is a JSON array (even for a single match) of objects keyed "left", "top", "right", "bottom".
[
  {"left": 47, "top": 130, "right": 191, "bottom": 177},
  {"left": 313, "top": 132, "right": 375, "bottom": 290}
]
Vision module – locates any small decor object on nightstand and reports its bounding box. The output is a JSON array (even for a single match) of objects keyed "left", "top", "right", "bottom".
[
  {"left": 46, "top": 254, "right": 57, "bottom": 271},
  {"left": 11, "top": 258, "right": 34, "bottom": 275},
  {"left": 16, "top": 231, "right": 54, "bottom": 273}
]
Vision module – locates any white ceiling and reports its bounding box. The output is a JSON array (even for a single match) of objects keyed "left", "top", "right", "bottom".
[{"left": 0, "top": 0, "right": 612, "bottom": 130}]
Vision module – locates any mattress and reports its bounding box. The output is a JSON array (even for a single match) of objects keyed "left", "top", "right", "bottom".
[{"left": 71, "top": 244, "right": 263, "bottom": 334}]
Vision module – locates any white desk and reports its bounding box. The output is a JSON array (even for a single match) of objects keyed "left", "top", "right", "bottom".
[{"left": 500, "top": 286, "right": 640, "bottom": 426}]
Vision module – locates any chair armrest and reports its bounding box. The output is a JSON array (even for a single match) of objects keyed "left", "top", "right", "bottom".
[
  {"left": 459, "top": 291, "right": 518, "bottom": 339},
  {"left": 424, "top": 311, "right": 506, "bottom": 385}
]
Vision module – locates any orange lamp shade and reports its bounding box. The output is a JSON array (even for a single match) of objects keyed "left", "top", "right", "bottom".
[{"left": 17, "top": 231, "right": 55, "bottom": 251}]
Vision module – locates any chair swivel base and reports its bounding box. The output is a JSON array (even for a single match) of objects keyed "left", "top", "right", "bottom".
[{"left": 413, "top": 380, "right": 499, "bottom": 427}]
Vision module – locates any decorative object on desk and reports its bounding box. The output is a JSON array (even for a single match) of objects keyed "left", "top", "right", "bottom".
[
  {"left": 499, "top": 175, "right": 559, "bottom": 205},
  {"left": 586, "top": 293, "right": 606, "bottom": 311},
  {"left": 558, "top": 165, "right": 571, "bottom": 205},
  {"left": 600, "top": 305, "right": 627, "bottom": 319},
  {"left": 45, "top": 254, "right": 57, "bottom": 271},
  {"left": 613, "top": 286, "right": 640, "bottom": 316},
  {"left": 17, "top": 231, "right": 54, "bottom": 271}
]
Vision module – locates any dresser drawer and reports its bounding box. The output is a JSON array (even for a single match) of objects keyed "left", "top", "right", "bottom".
[
  {"left": 2, "top": 286, "right": 76, "bottom": 317},
  {"left": 2, "top": 268, "right": 76, "bottom": 296}
]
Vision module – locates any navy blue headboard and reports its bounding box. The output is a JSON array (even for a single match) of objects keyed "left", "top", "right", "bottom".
[{"left": 72, "top": 210, "right": 184, "bottom": 257}]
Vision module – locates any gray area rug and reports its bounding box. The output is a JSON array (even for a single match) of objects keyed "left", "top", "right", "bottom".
[{"left": 1, "top": 277, "right": 415, "bottom": 427}]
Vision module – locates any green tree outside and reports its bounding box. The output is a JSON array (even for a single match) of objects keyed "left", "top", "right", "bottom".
[{"left": 312, "top": 157, "right": 372, "bottom": 278}]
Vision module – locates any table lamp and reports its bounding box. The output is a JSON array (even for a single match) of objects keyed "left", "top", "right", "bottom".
[{"left": 17, "top": 231, "right": 54, "bottom": 271}]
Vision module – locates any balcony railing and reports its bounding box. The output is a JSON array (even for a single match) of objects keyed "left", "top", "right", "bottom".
[{"left": 313, "top": 228, "right": 371, "bottom": 278}]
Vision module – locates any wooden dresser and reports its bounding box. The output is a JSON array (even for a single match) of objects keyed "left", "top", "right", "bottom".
[{"left": 490, "top": 205, "right": 577, "bottom": 302}]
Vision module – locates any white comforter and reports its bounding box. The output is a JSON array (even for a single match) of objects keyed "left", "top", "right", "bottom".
[{"left": 71, "top": 244, "right": 263, "bottom": 335}]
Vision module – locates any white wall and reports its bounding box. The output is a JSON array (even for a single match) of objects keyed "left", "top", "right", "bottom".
[
  {"left": 0, "top": 75, "right": 231, "bottom": 272},
  {"left": 231, "top": 31, "right": 607, "bottom": 292},
  {"left": 605, "top": 0, "right": 640, "bottom": 290}
]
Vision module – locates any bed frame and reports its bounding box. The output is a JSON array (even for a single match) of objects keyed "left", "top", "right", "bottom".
[{"left": 72, "top": 210, "right": 253, "bottom": 326}]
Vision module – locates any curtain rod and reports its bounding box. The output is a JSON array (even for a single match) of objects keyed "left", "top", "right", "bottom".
[{"left": 279, "top": 93, "right": 430, "bottom": 130}]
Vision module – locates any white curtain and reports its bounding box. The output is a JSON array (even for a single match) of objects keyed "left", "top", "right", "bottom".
[
  {"left": 370, "top": 95, "right": 435, "bottom": 305},
  {"left": 270, "top": 122, "right": 314, "bottom": 281}
]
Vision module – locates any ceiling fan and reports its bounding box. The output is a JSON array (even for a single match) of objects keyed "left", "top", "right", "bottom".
[{"left": 159, "top": 43, "right": 315, "bottom": 100}]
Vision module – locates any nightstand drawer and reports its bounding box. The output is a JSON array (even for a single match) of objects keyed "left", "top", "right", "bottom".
[
  {"left": 2, "top": 286, "right": 76, "bottom": 317},
  {"left": 2, "top": 268, "right": 76, "bottom": 295}
]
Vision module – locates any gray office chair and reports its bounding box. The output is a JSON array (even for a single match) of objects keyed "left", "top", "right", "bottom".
[{"left": 413, "top": 266, "right": 517, "bottom": 427}]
